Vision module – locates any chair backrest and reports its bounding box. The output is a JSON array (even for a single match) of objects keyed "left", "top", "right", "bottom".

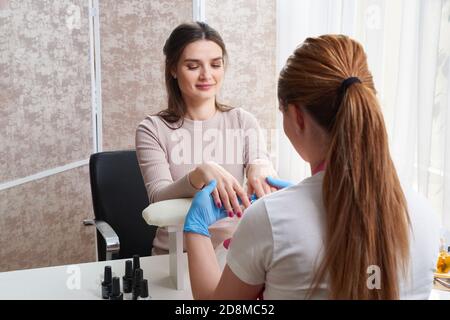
[{"left": 89, "top": 150, "right": 156, "bottom": 260}]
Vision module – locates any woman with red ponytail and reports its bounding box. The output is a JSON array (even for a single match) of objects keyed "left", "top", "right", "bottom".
[{"left": 183, "top": 34, "right": 440, "bottom": 300}]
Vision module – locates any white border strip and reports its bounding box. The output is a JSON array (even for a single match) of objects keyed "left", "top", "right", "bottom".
[
  {"left": 0, "top": 159, "right": 89, "bottom": 191},
  {"left": 88, "top": 0, "right": 98, "bottom": 154},
  {"left": 193, "top": 0, "right": 206, "bottom": 21},
  {"left": 92, "top": 0, "right": 103, "bottom": 152}
]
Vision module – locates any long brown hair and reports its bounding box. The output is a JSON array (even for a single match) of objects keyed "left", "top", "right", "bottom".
[
  {"left": 159, "top": 21, "right": 232, "bottom": 128},
  {"left": 278, "top": 35, "right": 410, "bottom": 299}
]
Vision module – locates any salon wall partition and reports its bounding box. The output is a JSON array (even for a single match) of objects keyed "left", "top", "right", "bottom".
[{"left": 0, "top": 0, "right": 276, "bottom": 271}]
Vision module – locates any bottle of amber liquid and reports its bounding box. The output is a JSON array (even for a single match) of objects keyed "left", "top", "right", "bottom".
[{"left": 436, "top": 239, "right": 450, "bottom": 274}]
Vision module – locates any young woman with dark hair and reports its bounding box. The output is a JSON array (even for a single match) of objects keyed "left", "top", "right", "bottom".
[{"left": 136, "top": 22, "right": 276, "bottom": 255}]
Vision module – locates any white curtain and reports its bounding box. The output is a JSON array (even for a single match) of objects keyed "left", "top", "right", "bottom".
[{"left": 276, "top": 0, "right": 450, "bottom": 232}]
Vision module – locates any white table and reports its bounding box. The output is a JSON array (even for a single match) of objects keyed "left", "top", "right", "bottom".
[
  {"left": 0, "top": 254, "right": 192, "bottom": 300},
  {"left": 0, "top": 255, "right": 448, "bottom": 300},
  {"left": 430, "top": 282, "right": 450, "bottom": 300},
  {"left": 429, "top": 289, "right": 450, "bottom": 300}
]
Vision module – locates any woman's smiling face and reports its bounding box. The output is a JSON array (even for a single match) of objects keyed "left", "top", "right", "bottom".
[{"left": 173, "top": 40, "right": 225, "bottom": 105}]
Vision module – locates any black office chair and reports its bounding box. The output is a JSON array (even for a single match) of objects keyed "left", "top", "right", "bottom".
[{"left": 83, "top": 150, "right": 156, "bottom": 260}]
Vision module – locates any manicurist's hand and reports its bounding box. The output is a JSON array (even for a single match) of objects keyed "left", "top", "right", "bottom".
[
  {"left": 265, "top": 176, "right": 295, "bottom": 190},
  {"left": 183, "top": 180, "right": 229, "bottom": 237},
  {"left": 189, "top": 161, "right": 250, "bottom": 217}
]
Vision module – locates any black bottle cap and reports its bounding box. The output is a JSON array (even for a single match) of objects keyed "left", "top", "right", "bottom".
[
  {"left": 125, "top": 260, "right": 133, "bottom": 278},
  {"left": 110, "top": 277, "right": 123, "bottom": 300},
  {"left": 133, "top": 254, "right": 140, "bottom": 271},
  {"left": 103, "top": 266, "right": 112, "bottom": 284},
  {"left": 132, "top": 268, "right": 143, "bottom": 300},
  {"left": 134, "top": 268, "right": 143, "bottom": 286},
  {"left": 122, "top": 260, "right": 133, "bottom": 293},
  {"left": 140, "top": 279, "right": 149, "bottom": 298},
  {"left": 101, "top": 266, "right": 113, "bottom": 299},
  {"left": 112, "top": 277, "right": 121, "bottom": 296}
]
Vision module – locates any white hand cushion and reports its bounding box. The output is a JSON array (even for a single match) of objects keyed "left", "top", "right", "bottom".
[{"left": 142, "top": 198, "right": 193, "bottom": 227}]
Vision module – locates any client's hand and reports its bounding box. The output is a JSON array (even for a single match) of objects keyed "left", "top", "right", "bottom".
[
  {"left": 246, "top": 160, "right": 278, "bottom": 198},
  {"left": 183, "top": 180, "right": 228, "bottom": 237},
  {"left": 266, "top": 176, "right": 295, "bottom": 190},
  {"left": 189, "top": 161, "right": 250, "bottom": 217}
]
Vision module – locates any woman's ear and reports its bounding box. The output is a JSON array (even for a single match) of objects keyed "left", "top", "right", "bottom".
[
  {"left": 287, "top": 104, "right": 305, "bottom": 133},
  {"left": 295, "top": 106, "right": 305, "bottom": 131},
  {"left": 171, "top": 68, "right": 177, "bottom": 79}
]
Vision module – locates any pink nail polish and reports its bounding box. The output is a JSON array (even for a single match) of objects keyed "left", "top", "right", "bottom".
[
  {"left": 228, "top": 211, "right": 234, "bottom": 218},
  {"left": 216, "top": 202, "right": 221, "bottom": 208},
  {"left": 237, "top": 212, "right": 242, "bottom": 218}
]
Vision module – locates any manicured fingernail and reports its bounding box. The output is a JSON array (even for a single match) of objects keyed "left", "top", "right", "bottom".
[
  {"left": 228, "top": 211, "right": 234, "bottom": 218},
  {"left": 216, "top": 202, "right": 221, "bottom": 208},
  {"left": 237, "top": 212, "right": 242, "bottom": 218}
]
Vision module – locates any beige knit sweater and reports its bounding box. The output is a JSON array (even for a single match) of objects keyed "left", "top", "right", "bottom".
[{"left": 135, "top": 107, "right": 270, "bottom": 254}]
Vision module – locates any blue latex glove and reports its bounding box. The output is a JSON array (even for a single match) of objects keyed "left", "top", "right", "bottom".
[
  {"left": 183, "top": 180, "right": 228, "bottom": 237},
  {"left": 266, "top": 176, "right": 294, "bottom": 189}
]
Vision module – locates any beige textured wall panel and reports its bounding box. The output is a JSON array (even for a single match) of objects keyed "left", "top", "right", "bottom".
[
  {"left": 206, "top": 0, "right": 277, "bottom": 133},
  {"left": 0, "top": 0, "right": 93, "bottom": 183},
  {"left": 0, "top": 165, "right": 95, "bottom": 272},
  {"left": 100, "top": 0, "right": 192, "bottom": 151}
]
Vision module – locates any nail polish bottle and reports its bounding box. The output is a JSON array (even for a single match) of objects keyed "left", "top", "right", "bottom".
[
  {"left": 109, "top": 277, "right": 123, "bottom": 300},
  {"left": 132, "top": 268, "right": 143, "bottom": 300},
  {"left": 122, "top": 260, "right": 133, "bottom": 300},
  {"left": 137, "top": 279, "right": 151, "bottom": 300},
  {"left": 437, "top": 238, "right": 450, "bottom": 273},
  {"left": 101, "top": 266, "right": 112, "bottom": 299}
]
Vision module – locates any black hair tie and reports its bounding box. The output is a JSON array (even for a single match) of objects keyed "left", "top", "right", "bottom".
[
  {"left": 339, "top": 77, "right": 361, "bottom": 94},
  {"left": 334, "top": 77, "right": 361, "bottom": 110}
]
